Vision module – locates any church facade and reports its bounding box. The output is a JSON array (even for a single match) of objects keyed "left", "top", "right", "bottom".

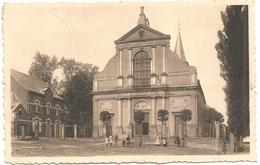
[{"left": 92, "top": 7, "right": 209, "bottom": 138}]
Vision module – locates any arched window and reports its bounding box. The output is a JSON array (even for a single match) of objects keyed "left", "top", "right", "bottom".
[
  {"left": 46, "top": 103, "right": 51, "bottom": 115},
  {"left": 133, "top": 51, "right": 151, "bottom": 87},
  {"left": 55, "top": 104, "right": 60, "bottom": 116},
  {"left": 34, "top": 100, "right": 40, "bottom": 113}
]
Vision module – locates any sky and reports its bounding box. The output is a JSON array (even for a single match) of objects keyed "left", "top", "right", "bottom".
[{"left": 4, "top": 3, "right": 227, "bottom": 121}]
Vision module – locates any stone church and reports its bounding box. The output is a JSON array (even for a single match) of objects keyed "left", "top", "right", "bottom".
[{"left": 92, "top": 7, "right": 209, "bottom": 138}]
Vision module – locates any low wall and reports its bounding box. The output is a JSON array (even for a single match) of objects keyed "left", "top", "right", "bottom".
[{"left": 185, "top": 137, "right": 221, "bottom": 151}]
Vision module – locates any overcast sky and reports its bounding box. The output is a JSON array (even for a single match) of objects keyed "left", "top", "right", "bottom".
[{"left": 4, "top": 3, "right": 227, "bottom": 121}]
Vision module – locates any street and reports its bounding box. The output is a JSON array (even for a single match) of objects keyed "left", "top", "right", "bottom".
[{"left": 12, "top": 138, "right": 220, "bottom": 157}]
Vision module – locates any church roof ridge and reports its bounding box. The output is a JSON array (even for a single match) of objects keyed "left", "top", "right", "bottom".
[{"left": 115, "top": 24, "right": 170, "bottom": 44}]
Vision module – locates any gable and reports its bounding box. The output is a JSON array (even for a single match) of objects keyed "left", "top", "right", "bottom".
[{"left": 115, "top": 24, "right": 170, "bottom": 44}]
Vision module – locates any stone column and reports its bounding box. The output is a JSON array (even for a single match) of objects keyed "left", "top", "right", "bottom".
[
  {"left": 117, "top": 50, "right": 124, "bottom": 87},
  {"left": 150, "top": 97, "right": 157, "bottom": 137},
  {"left": 117, "top": 99, "right": 123, "bottom": 136},
  {"left": 151, "top": 47, "right": 157, "bottom": 85},
  {"left": 152, "top": 47, "right": 156, "bottom": 73},
  {"left": 119, "top": 50, "right": 123, "bottom": 76},
  {"left": 127, "top": 98, "right": 132, "bottom": 136},
  {"left": 151, "top": 98, "right": 156, "bottom": 125},
  {"left": 161, "top": 46, "right": 167, "bottom": 85},
  {"left": 162, "top": 46, "right": 166, "bottom": 73},
  {"left": 127, "top": 49, "right": 133, "bottom": 87},
  {"left": 128, "top": 49, "right": 132, "bottom": 75},
  {"left": 74, "top": 124, "right": 77, "bottom": 139}
]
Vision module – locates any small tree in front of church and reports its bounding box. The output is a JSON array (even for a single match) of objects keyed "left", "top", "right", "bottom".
[
  {"left": 99, "top": 111, "right": 111, "bottom": 137},
  {"left": 158, "top": 109, "right": 169, "bottom": 138},
  {"left": 180, "top": 109, "right": 192, "bottom": 137},
  {"left": 134, "top": 110, "right": 145, "bottom": 136}
]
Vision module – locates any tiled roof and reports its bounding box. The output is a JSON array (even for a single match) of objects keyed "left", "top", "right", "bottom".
[{"left": 11, "top": 69, "right": 63, "bottom": 100}]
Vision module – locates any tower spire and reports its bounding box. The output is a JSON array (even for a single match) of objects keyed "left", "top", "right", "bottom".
[
  {"left": 138, "top": 6, "right": 149, "bottom": 27},
  {"left": 174, "top": 22, "right": 187, "bottom": 62}
]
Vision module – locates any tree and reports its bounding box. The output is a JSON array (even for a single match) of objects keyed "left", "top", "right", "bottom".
[
  {"left": 29, "top": 52, "right": 58, "bottom": 85},
  {"left": 180, "top": 109, "right": 192, "bottom": 137},
  {"left": 99, "top": 111, "right": 111, "bottom": 137},
  {"left": 215, "top": 112, "right": 224, "bottom": 124},
  {"left": 134, "top": 110, "right": 145, "bottom": 136},
  {"left": 157, "top": 109, "right": 169, "bottom": 138},
  {"left": 215, "top": 5, "right": 249, "bottom": 151},
  {"left": 204, "top": 108, "right": 217, "bottom": 137},
  {"left": 59, "top": 57, "right": 98, "bottom": 126}
]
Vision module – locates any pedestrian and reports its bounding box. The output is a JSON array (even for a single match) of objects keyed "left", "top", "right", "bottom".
[
  {"left": 126, "top": 135, "right": 131, "bottom": 146},
  {"left": 114, "top": 134, "right": 118, "bottom": 146},
  {"left": 122, "top": 138, "right": 126, "bottom": 146},
  {"left": 138, "top": 136, "right": 142, "bottom": 147},
  {"left": 155, "top": 136, "right": 160, "bottom": 146},
  {"left": 175, "top": 136, "right": 180, "bottom": 147},
  {"left": 162, "top": 138, "right": 167, "bottom": 147},
  {"left": 109, "top": 135, "right": 113, "bottom": 146},
  {"left": 105, "top": 136, "right": 109, "bottom": 147}
]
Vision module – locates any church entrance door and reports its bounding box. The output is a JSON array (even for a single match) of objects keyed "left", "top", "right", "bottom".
[
  {"left": 135, "top": 112, "right": 149, "bottom": 135},
  {"left": 174, "top": 115, "right": 184, "bottom": 137}
]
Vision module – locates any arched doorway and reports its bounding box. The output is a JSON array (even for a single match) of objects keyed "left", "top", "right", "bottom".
[
  {"left": 99, "top": 111, "right": 113, "bottom": 137},
  {"left": 133, "top": 100, "right": 150, "bottom": 136}
]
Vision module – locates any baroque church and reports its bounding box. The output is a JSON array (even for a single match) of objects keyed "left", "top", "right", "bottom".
[{"left": 92, "top": 7, "right": 210, "bottom": 138}]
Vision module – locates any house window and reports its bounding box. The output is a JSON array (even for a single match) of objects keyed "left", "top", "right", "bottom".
[
  {"left": 46, "top": 103, "right": 51, "bottom": 115},
  {"left": 133, "top": 51, "right": 151, "bottom": 87},
  {"left": 34, "top": 100, "right": 40, "bottom": 113},
  {"left": 55, "top": 105, "right": 60, "bottom": 116}
]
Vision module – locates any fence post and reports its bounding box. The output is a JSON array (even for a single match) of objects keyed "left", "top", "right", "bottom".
[
  {"left": 61, "top": 124, "right": 65, "bottom": 140},
  {"left": 74, "top": 124, "right": 77, "bottom": 139}
]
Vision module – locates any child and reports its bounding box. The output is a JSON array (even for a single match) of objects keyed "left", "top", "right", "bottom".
[
  {"left": 155, "top": 136, "right": 160, "bottom": 146},
  {"left": 109, "top": 135, "right": 113, "bottom": 146},
  {"left": 105, "top": 136, "right": 109, "bottom": 147}
]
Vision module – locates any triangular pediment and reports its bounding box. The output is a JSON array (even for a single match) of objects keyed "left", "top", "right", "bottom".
[{"left": 115, "top": 24, "right": 170, "bottom": 44}]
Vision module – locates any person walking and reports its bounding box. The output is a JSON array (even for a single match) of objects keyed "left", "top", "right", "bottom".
[
  {"left": 175, "top": 136, "right": 180, "bottom": 147},
  {"left": 114, "top": 134, "right": 118, "bottom": 146},
  {"left": 109, "top": 135, "right": 113, "bottom": 146},
  {"left": 105, "top": 136, "right": 109, "bottom": 147},
  {"left": 122, "top": 138, "right": 126, "bottom": 146}
]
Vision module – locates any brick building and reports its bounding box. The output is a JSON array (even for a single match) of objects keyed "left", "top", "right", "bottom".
[
  {"left": 11, "top": 69, "right": 68, "bottom": 138},
  {"left": 92, "top": 7, "right": 211, "bottom": 138}
]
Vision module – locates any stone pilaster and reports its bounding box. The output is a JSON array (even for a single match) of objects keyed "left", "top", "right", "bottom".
[
  {"left": 119, "top": 50, "right": 123, "bottom": 76},
  {"left": 161, "top": 46, "right": 167, "bottom": 85},
  {"left": 162, "top": 46, "right": 166, "bottom": 73},
  {"left": 117, "top": 99, "right": 123, "bottom": 136},
  {"left": 150, "top": 97, "right": 157, "bottom": 137}
]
